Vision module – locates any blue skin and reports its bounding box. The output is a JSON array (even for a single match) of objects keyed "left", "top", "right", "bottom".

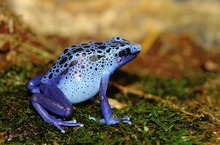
[{"left": 27, "top": 36, "right": 141, "bottom": 133}]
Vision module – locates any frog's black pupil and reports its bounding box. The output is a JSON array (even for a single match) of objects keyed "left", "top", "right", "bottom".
[{"left": 119, "top": 48, "right": 131, "bottom": 57}]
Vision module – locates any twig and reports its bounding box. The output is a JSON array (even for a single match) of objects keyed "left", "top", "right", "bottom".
[
  {"left": 202, "top": 111, "right": 220, "bottom": 123},
  {"left": 113, "top": 83, "right": 174, "bottom": 106}
]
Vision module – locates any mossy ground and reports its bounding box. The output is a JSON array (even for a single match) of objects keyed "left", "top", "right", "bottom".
[{"left": 1, "top": 65, "right": 220, "bottom": 144}]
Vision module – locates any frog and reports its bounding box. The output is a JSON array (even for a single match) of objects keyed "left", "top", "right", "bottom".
[{"left": 27, "top": 36, "right": 141, "bottom": 133}]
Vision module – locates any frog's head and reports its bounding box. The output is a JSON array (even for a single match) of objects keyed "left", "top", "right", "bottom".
[{"left": 109, "top": 36, "right": 141, "bottom": 71}]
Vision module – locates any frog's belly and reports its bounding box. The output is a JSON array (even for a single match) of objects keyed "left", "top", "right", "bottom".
[{"left": 57, "top": 79, "right": 100, "bottom": 104}]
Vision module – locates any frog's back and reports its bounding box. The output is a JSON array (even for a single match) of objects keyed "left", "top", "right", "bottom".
[{"left": 41, "top": 36, "right": 141, "bottom": 104}]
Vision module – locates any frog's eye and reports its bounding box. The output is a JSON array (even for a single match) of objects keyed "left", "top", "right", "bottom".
[
  {"left": 112, "top": 36, "right": 124, "bottom": 42},
  {"left": 119, "top": 48, "right": 131, "bottom": 57}
]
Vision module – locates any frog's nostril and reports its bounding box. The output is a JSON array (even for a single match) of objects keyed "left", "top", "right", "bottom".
[{"left": 136, "top": 44, "right": 141, "bottom": 50}]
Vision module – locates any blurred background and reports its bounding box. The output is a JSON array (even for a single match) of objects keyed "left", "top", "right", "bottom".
[
  {"left": 1, "top": 0, "right": 220, "bottom": 76},
  {"left": 7, "top": 0, "right": 220, "bottom": 47}
]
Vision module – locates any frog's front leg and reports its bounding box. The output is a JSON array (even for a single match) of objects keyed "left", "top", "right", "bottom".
[
  {"left": 31, "top": 84, "right": 83, "bottom": 133},
  {"left": 93, "top": 72, "right": 131, "bottom": 125}
]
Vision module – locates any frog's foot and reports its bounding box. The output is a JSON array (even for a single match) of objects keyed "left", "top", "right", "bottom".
[
  {"left": 89, "top": 116, "right": 131, "bottom": 125},
  {"left": 48, "top": 115, "right": 84, "bottom": 133}
]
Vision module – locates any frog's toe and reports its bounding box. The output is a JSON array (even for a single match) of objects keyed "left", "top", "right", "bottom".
[
  {"left": 89, "top": 116, "right": 131, "bottom": 125},
  {"left": 121, "top": 116, "right": 132, "bottom": 124},
  {"left": 62, "top": 119, "right": 77, "bottom": 123},
  {"left": 51, "top": 118, "right": 84, "bottom": 133},
  {"left": 104, "top": 116, "right": 131, "bottom": 125}
]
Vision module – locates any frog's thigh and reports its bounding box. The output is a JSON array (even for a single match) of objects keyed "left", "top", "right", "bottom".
[{"left": 32, "top": 84, "right": 73, "bottom": 117}]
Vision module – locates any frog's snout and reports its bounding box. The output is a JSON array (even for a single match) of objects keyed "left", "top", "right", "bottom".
[{"left": 132, "top": 44, "right": 141, "bottom": 55}]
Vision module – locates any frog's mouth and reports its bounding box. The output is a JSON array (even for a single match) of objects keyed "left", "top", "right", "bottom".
[
  {"left": 132, "top": 51, "right": 141, "bottom": 55},
  {"left": 114, "top": 50, "right": 140, "bottom": 69},
  {"left": 111, "top": 44, "right": 141, "bottom": 71}
]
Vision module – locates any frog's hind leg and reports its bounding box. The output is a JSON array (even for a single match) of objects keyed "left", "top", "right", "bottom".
[{"left": 31, "top": 84, "right": 83, "bottom": 133}]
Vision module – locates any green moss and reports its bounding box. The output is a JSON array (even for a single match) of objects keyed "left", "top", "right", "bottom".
[{"left": 141, "top": 76, "right": 207, "bottom": 99}]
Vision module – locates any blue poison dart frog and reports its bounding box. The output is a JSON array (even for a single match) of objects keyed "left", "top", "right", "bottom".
[{"left": 27, "top": 36, "right": 141, "bottom": 133}]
